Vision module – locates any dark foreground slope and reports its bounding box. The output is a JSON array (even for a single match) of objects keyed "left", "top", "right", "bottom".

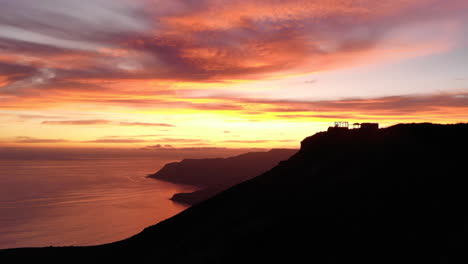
[
  {"left": 149, "top": 149, "right": 296, "bottom": 204},
  {"left": 2, "top": 123, "right": 468, "bottom": 263}
]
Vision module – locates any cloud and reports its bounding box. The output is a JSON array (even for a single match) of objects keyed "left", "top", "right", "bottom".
[
  {"left": 17, "top": 114, "right": 65, "bottom": 120},
  {"left": 158, "top": 138, "right": 205, "bottom": 143},
  {"left": 140, "top": 146, "right": 236, "bottom": 151},
  {"left": 305, "top": 80, "right": 317, "bottom": 84},
  {"left": 0, "top": 63, "right": 56, "bottom": 94},
  {"left": 41, "top": 120, "right": 176, "bottom": 127},
  {"left": 117, "top": 0, "right": 466, "bottom": 81},
  {"left": 15, "top": 136, "right": 68, "bottom": 143},
  {"left": 0, "top": 0, "right": 151, "bottom": 51},
  {"left": 52, "top": 97, "right": 244, "bottom": 111},
  {"left": 189, "top": 103, "right": 244, "bottom": 111},
  {"left": 1, "top": 0, "right": 466, "bottom": 92},
  {"left": 142, "top": 144, "right": 174, "bottom": 149},
  {"left": 84, "top": 138, "right": 148, "bottom": 143},
  {"left": 223, "top": 140, "right": 270, "bottom": 143},
  {"left": 2, "top": 68, "right": 56, "bottom": 93},
  {"left": 233, "top": 92, "right": 468, "bottom": 121},
  {"left": 223, "top": 139, "right": 296, "bottom": 143},
  {"left": 275, "top": 114, "right": 362, "bottom": 120},
  {"left": 40, "top": 120, "right": 176, "bottom": 127},
  {"left": 0, "top": 112, "right": 66, "bottom": 120},
  {"left": 82, "top": 137, "right": 205, "bottom": 144},
  {"left": 119, "top": 122, "right": 175, "bottom": 127},
  {"left": 103, "top": 134, "right": 162, "bottom": 138},
  {"left": 0, "top": 62, "right": 37, "bottom": 77},
  {"left": 1, "top": 0, "right": 468, "bottom": 121},
  {"left": 0, "top": 0, "right": 154, "bottom": 96},
  {"left": 42, "top": 119, "right": 110, "bottom": 125}
]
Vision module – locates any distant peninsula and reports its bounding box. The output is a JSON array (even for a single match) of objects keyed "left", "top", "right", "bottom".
[{"left": 148, "top": 149, "right": 297, "bottom": 204}]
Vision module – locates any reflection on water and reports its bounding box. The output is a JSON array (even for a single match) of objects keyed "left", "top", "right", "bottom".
[{"left": 0, "top": 157, "right": 197, "bottom": 249}]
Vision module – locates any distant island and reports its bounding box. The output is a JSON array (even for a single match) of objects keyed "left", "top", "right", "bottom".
[
  {"left": 2, "top": 123, "right": 468, "bottom": 263},
  {"left": 148, "top": 149, "right": 297, "bottom": 204}
]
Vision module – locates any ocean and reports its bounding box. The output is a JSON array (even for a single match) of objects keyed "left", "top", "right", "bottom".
[{"left": 0, "top": 155, "right": 196, "bottom": 249}]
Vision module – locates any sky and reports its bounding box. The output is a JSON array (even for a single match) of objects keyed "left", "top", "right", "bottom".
[{"left": 1, "top": 0, "right": 468, "bottom": 149}]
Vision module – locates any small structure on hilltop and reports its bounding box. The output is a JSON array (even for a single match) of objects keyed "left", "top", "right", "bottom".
[
  {"left": 352, "top": 123, "right": 361, "bottom": 129},
  {"left": 334, "top": 121, "right": 349, "bottom": 128},
  {"left": 328, "top": 121, "right": 349, "bottom": 132},
  {"left": 328, "top": 121, "right": 379, "bottom": 132}
]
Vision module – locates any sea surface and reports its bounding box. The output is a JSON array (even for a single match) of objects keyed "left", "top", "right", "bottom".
[{"left": 0, "top": 156, "right": 197, "bottom": 249}]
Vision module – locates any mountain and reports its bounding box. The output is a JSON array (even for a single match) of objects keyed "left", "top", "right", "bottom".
[
  {"left": 2, "top": 123, "right": 468, "bottom": 263},
  {"left": 148, "top": 149, "right": 297, "bottom": 204}
]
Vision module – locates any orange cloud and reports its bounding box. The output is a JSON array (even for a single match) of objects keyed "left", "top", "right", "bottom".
[
  {"left": 84, "top": 138, "right": 149, "bottom": 144},
  {"left": 223, "top": 139, "right": 296, "bottom": 144},
  {"left": 119, "top": 122, "right": 175, "bottom": 127},
  {"left": 251, "top": 93, "right": 468, "bottom": 122},
  {"left": 15, "top": 137, "right": 68, "bottom": 143},
  {"left": 1, "top": 0, "right": 467, "bottom": 110},
  {"left": 42, "top": 120, "right": 111, "bottom": 125}
]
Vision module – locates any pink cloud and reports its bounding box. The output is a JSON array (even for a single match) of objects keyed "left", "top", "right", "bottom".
[{"left": 1, "top": 0, "right": 468, "bottom": 114}]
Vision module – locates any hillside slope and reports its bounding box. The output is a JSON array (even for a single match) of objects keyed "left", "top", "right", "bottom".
[{"left": 2, "top": 123, "right": 468, "bottom": 263}]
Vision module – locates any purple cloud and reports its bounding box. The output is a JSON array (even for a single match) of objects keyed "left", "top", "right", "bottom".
[{"left": 0, "top": 0, "right": 151, "bottom": 51}]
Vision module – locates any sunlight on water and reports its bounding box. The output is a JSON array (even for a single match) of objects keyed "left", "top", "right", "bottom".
[{"left": 0, "top": 157, "right": 197, "bottom": 249}]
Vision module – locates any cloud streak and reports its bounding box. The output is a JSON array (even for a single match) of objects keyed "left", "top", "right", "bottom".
[
  {"left": 42, "top": 119, "right": 110, "bottom": 125},
  {"left": 83, "top": 138, "right": 148, "bottom": 144},
  {"left": 40, "top": 119, "right": 176, "bottom": 127},
  {"left": 223, "top": 139, "right": 296, "bottom": 144},
  {"left": 81, "top": 137, "right": 205, "bottom": 144},
  {"left": 119, "top": 122, "right": 175, "bottom": 127},
  {"left": 251, "top": 92, "right": 468, "bottom": 121},
  {"left": 13, "top": 136, "right": 206, "bottom": 145},
  {"left": 15, "top": 136, "right": 68, "bottom": 143}
]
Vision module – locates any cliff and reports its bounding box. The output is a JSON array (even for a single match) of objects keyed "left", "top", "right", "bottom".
[{"left": 2, "top": 123, "right": 468, "bottom": 263}]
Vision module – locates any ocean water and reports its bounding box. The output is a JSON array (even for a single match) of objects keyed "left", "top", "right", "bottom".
[{"left": 0, "top": 156, "right": 197, "bottom": 249}]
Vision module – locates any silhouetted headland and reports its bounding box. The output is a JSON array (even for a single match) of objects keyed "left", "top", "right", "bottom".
[
  {"left": 2, "top": 123, "right": 468, "bottom": 263},
  {"left": 148, "top": 149, "right": 297, "bottom": 204}
]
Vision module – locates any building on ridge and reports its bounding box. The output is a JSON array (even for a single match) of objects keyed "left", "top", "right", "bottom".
[{"left": 328, "top": 122, "right": 379, "bottom": 132}]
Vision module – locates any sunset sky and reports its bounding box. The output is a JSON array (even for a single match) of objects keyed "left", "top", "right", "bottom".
[{"left": 1, "top": 0, "right": 468, "bottom": 148}]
